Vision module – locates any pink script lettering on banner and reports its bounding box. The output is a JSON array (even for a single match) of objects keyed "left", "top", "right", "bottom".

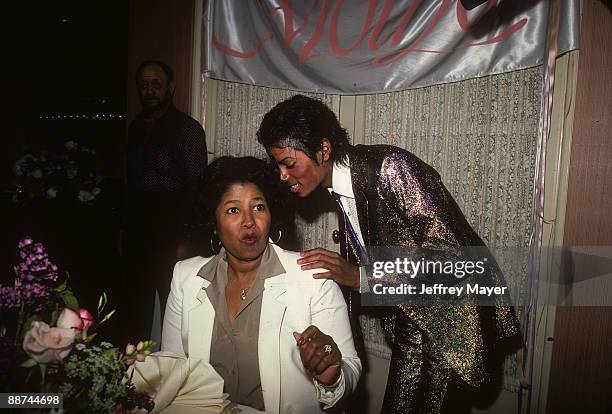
[
  {"left": 205, "top": 0, "right": 579, "bottom": 93},
  {"left": 212, "top": 0, "right": 527, "bottom": 66}
]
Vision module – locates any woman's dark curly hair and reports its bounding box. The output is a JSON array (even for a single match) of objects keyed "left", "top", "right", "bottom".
[
  {"left": 197, "top": 156, "right": 294, "bottom": 256},
  {"left": 257, "top": 95, "right": 350, "bottom": 166}
]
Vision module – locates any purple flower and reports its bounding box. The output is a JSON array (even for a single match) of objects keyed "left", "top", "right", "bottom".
[
  {"left": 0, "top": 286, "right": 21, "bottom": 310},
  {"left": 14, "top": 238, "right": 60, "bottom": 285},
  {"left": 0, "top": 238, "right": 58, "bottom": 312},
  {"left": 19, "top": 238, "right": 33, "bottom": 248},
  {"left": 19, "top": 282, "right": 53, "bottom": 312},
  {"left": 0, "top": 281, "right": 52, "bottom": 312}
]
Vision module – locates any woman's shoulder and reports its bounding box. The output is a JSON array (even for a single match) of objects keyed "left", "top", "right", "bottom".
[
  {"left": 272, "top": 244, "right": 299, "bottom": 263},
  {"left": 271, "top": 245, "right": 328, "bottom": 287},
  {"left": 173, "top": 255, "right": 213, "bottom": 283}
]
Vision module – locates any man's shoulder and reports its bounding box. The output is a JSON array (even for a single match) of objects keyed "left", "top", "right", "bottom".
[
  {"left": 166, "top": 108, "right": 204, "bottom": 132},
  {"left": 128, "top": 112, "right": 146, "bottom": 131},
  {"left": 170, "top": 108, "right": 199, "bottom": 124},
  {"left": 351, "top": 144, "right": 432, "bottom": 173}
]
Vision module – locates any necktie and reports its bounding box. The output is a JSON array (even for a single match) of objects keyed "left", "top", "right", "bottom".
[
  {"left": 332, "top": 192, "right": 366, "bottom": 265},
  {"left": 332, "top": 192, "right": 366, "bottom": 318}
]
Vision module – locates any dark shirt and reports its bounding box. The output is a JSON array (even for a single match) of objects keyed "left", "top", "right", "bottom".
[
  {"left": 125, "top": 104, "right": 207, "bottom": 239},
  {"left": 127, "top": 104, "right": 206, "bottom": 193}
]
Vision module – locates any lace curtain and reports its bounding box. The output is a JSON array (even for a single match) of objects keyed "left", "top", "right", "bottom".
[
  {"left": 362, "top": 69, "right": 541, "bottom": 249},
  {"left": 208, "top": 67, "right": 542, "bottom": 393}
]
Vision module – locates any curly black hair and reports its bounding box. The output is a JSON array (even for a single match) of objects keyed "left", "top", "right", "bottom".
[
  {"left": 257, "top": 95, "right": 351, "bottom": 166},
  {"left": 197, "top": 156, "right": 294, "bottom": 256}
]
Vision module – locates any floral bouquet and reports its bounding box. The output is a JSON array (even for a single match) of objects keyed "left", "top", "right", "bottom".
[
  {"left": 11, "top": 140, "right": 103, "bottom": 205},
  {"left": 0, "top": 237, "right": 154, "bottom": 413}
]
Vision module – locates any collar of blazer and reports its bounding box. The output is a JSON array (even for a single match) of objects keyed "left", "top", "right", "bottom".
[{"left": 190, "top": 243, "right": 295, "bottom": 304}]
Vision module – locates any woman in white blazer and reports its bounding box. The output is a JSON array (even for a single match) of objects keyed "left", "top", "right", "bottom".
[{"left": 162, "top": 157, "right": 361, "bottom": 414}]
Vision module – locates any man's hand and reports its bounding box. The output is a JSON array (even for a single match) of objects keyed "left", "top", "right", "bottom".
[
  {"left": 294, "top": 325, "right": 341, "bottom": 386},
  {"left": 297, "top": 248, "right": 359, "bottom": 289}
]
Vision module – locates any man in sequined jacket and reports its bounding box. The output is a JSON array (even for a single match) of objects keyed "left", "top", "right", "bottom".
[{"left": 257, "top": 95, "right": 519, "bottom": 414}]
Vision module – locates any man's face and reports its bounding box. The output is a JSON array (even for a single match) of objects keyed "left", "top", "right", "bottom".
[
  {"left": 269, "top": 146, "right": 332, "bottom": 198},
  {"left": 136, "top": 64, "right": 174, "bottom": 112}
]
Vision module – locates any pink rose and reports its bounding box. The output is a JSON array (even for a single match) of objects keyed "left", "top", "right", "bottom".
[
  {"left": 79, "top": 308, "right": 96, "bottom": 330},
  {"left": 22, "top": 321, "right": 75, "bottom": 363},
  {"left": 57, "top": 308, "right": 84, "bottom": 331}
]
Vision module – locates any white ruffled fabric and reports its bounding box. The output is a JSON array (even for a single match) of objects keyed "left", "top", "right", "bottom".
[
  {"left": 131, "top": 351, "right": 229, "bottom": 414},
  {"left": 131, "top": 352, "right": 271, "bottom": 414}
]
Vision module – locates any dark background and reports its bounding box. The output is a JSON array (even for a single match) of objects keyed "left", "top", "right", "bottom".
[
  {"left": 20, "top": 0, "right": 127, "bottom": 174},
  {"left": 2, "top": 1, "right": 129, "bottom": 337}
]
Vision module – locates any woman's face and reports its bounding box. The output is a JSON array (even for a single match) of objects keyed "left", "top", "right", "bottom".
[{"left": 215, "top": 182, "right": 271, "bottom": 263}]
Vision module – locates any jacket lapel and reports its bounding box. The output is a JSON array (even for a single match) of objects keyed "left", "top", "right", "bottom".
[
  {"left": 349, "top": 147, "right": 372, "bottom": 247},
  {"left": 258, "top": 274, "right": 287, "bottom": 413},
  {"left": 354, "top": 188, "right": 371, "bottom": 247},
  {"left": 186, "top": 277, "right": 215, "bottom": 361}
]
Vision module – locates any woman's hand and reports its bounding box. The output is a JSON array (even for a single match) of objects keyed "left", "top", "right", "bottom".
[
  {"left": 293, "top": 325, "right": 342, "bottom": 386},
  {"left": 297, "top": 248, "right": 360, "bottom": 289}
]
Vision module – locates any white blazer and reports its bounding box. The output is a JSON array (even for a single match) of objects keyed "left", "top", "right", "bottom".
[{"left": 162, "top": 244, "right": 361, "bottom": 414}]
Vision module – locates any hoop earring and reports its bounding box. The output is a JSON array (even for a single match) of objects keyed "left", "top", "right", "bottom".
[
  {"left": 271, "top": 228, "right": 282, "bottom": 244},
  {"left": 210, "top": 233, "right": 222, "bottom": 254}
]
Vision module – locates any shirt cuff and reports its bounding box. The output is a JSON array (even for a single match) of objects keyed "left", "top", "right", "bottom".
[{"left": 313, "top": 369, "right": 346, "bottom": 409}]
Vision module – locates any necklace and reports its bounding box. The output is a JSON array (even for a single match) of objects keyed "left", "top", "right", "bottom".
[
  {"left": 228, "top": 266, "right": 257, "bottom": 301},
  {"left": 231, "top": 273, "right": 255, "bottom": 301}
]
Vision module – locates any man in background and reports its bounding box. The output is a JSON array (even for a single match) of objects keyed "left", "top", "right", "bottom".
[{"left": 124, "top": 60, "right": 206, "bottom": 343}]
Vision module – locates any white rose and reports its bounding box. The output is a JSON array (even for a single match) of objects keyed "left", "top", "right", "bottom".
[
  {"left": 46, "top": 188, "right": 58, "bottom": 199},
  {"left": 77, "top": 190, "right": 94, "bottom": 202}
]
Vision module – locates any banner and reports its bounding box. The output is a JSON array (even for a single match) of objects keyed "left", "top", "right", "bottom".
[{"left": 203, "top": 0, "right": 580, "bottom": 94}]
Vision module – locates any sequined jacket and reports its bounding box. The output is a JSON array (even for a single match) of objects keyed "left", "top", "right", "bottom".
[{"left": 343, "top": 144, "right": 519, "bottom": 386}]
